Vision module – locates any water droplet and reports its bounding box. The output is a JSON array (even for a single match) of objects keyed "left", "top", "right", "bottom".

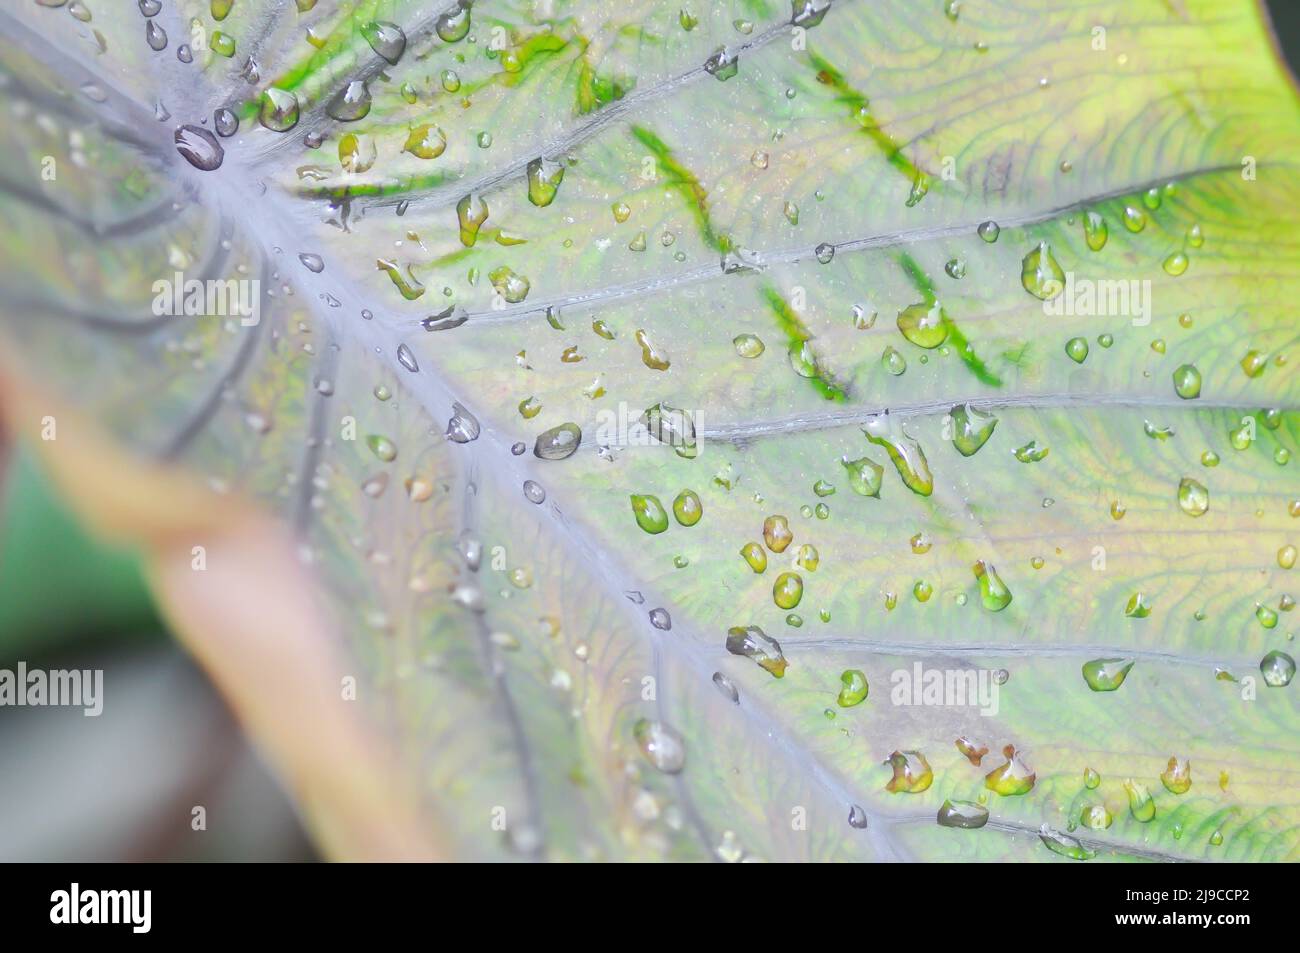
[
  {"left": 950, "top": 403, "right": 997, "bottom": 456},
  {"left": 972, "top": 560, "right": 1012, "bottom": 611},
  {"left": 763, "top": 515, "right": 793, "bottom": 552},
  {"left": 174, "top": 124, "right": 223, "bottom": 171},
  {"left": 489, "top": 266, "right": 530, "bottom": 304},
  {"left": 772, "top": 572, "right": 803, "bottom": 609},
  {"left": 881, "top": 345, "right": 907, "bottom": 376},
  {"left": 211, "top": 31, "right": 235, "bottom": 57},
  {"left": 1065, "top": 336, "right": 1089, "bottom": 364},
  {"left": 1177, "top": 477, "right": 1209, "bottom": 517},
  {"left": 1122, "top": 205, "right": 1146, "bottom": 232},
  {"left": 1172, "top": 363, "right": 1201, "bottom": 399},
  {"left": 451, "top": 193, "right": 491, "bottom": 247},
  {"left": 1021, "top": 242, "right": 1065, "bottom": 300},
  {"left": 792, "top": 0, "right": 833, "bottom": 28},
  {"left": 526, "top": 157, "right": 565, "bottom": 207},
  {"left": 725, "top": 625, "right": 787, "bottom": 677},
  {"left": 885, "top": 750, "right": 933, "bottom": 793},
  {"left": 213, "top": 107, "right": 238, "bottom": 137},
  {"left": 1260, "top": 650, "right": 1295, "bottom": 687},
  {"left": 633, "top": 719, "right": 684, "bottom": 773},
  {"left": 298, "top": 252, "right": 324, "bottom": 273},
  {"left": 977, "top": 220, "right": 1000, "bottom": 243},
  {"left": 445, "top": 403, "right": 480, "bottom": 443},
  {"left": 739, "top": 542, "right": 767, "bottom": 573},
  {"left": 1040, "top": 825, "right": 1096, "bottom": 860},
  {"left": 403, "top": 124, "right": 447, "bottom": 159},
  {"left": 847, "top": 804, "right": 869, "bottom": 829},
  {"left": 1082, "top": 657, "right": 1134, "bottom": 691},
  {"left": 815, "top": 242, "right": 835, "bottom": 264},
  {"left": 1163, "top": 251, "right": 1189, "bottom": 276},
  {"left": 1083, "top": 211, "right": 1108, "bottom": 250},
  {"left": 396, "top": 343, "right": 419, "bottom": 373},
  {"left": 733, "top": 333, "right": 765, "bottom": 358},
  {"left": 703, "top": 46, "right": 739, "bottom": 80},
  {"left": 1124, "top": 592, "right": 1152, "bottom": 618},
  {"left": 1161, "top": 756, "right": 1191, "bottom": 795},
  {"left": 984, "top": 745, "right": 1035, "bottom": 796},
  {"left": 145, "top": 18, "right": 168, "bottom": 51},
  {"left": 1123, "top": 779, "right": 1156, "bottom": 822},
  {"left": 896, "top": 300, "right": 948, "bottom": 348},
  {"left": 630, "top": 494, "right": 669, "bottom": 534},
  {"left": 640, "top": 403, "right": 697, "bottom": 458},
  {"left": 944, "top": 257, "right": 967, "bottom": 279},
  {"left": 635, "top": 328, "right": 670, "bottom": 370},
  {"left": 326, "top": 80, "right": 371, "bottom": 122},
  {"left": 672, "top": 490, "right": 702, "bottom": 526},
  {"left": 258, "top": 87, "right": 299, "bottom": 132},
  {"left": 712, "top": 672, "right": 739, "bottom": 703},
  {"left": 837, "top": 669, "right": 868, "bottom": 707},
  {"left": 522, "top": 480, "right": 546, "bottom": 504},
  {"left": 863, "top": 413, "right": 933, "bottom": 496},
  {"left": 937, "top": 800, "right": 989, "bottom": 829},
  {"left": 649, "top": 608, "right": 672, "bottom": 631},
  {"left": 361, "top": 20, "right": 406, "bottom": 64},
  {"left": 532, "top": 422, "right": 581, "bottom": 461},
  {"left": 841, "top": 455, "right": 884, "bottom": 497}
]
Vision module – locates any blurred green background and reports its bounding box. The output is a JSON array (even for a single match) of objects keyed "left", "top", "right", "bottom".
[{"left": 1, "top": 0, "right": 1297, "bottom": 863}]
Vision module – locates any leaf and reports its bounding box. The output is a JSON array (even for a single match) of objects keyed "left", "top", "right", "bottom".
[{"left": 2, "top": 0, "right": 1299, "bottom": 861}]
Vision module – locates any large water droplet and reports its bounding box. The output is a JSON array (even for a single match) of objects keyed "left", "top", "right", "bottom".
[
  {"left": 174, "top": 124, "right": 223, "bottom": 171},
  {"left": 937, "top": 800, "right": 989, "bottom": 829},
  {"left": 361, "top": 20, "right": 406, "bottom": 63},
  {"left": 534, "top": 423, "right": 582, "bottom": 460},
  {"left": 863, "top": 413, "right": 933, "bottom": 496},
  {"left": 725, "top": 625, "right": 787, "bottom": 677}
]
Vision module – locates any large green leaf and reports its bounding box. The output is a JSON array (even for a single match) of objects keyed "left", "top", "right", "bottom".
[{"left": 2, "top": 0, "right": 1298, "bottom": 861}]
